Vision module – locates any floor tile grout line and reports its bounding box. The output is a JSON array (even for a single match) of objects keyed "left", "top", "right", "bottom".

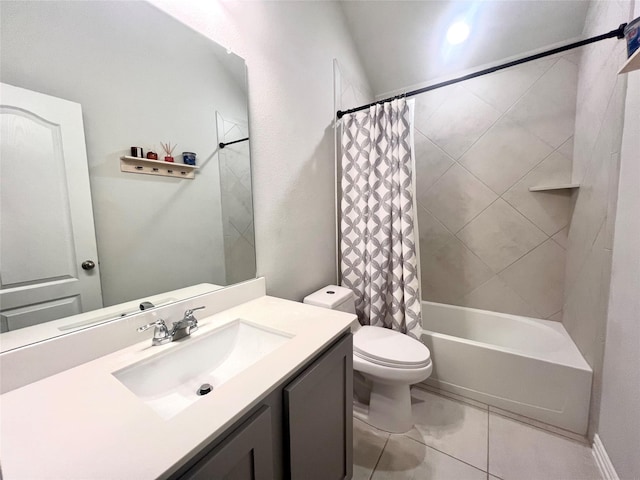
[
  {"left": 368, "top": 434, "right": 390, "bottom": 480},
  {"left": 487, "top": 402, "right": 491, "bottom": 476},
  {"left": 397, "top": 433, "right": 489, "bottom": 474}
]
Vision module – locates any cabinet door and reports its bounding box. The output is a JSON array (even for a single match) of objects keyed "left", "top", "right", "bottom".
[
  {"left": 181, "top": 405, "right": 274, "bottom": 480},
  {"left": 284, "top": 333, "right": 353, "bottom": 480}
]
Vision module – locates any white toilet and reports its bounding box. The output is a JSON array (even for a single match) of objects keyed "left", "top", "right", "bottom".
[{"left": 304, "top": 285, "right": 432, "bottom": 433}]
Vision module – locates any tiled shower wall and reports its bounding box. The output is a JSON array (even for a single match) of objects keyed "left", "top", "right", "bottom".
[
  {"left": 562, "top": 0, "right": 630, "bottom": 438},
  {"left": 334, "top": 59, "right": 373, "bottom": 113},
  {"left": 216, "top": 113, "right": 256, "bottom": 285},
  {"left": 415, "top": 54, "right": 578, "bottom": 319}
]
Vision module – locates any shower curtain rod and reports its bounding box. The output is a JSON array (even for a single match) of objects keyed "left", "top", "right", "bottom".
[
  {"left": 336, "top": 23, "right": 627, "bottom": 119},
  {"left": 219, "top": 137, "right": 249, "bottom": 149}
]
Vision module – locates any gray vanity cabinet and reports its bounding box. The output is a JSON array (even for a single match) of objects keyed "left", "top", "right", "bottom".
[
  {"left": 284, "top": 333, "right": 353, "bottom": 480},
  {"left": 173, "top": 332, "right": 352, "bottom": 480},
  {"left": 182, "top": 406, "right": 274, "bottom": 480}
]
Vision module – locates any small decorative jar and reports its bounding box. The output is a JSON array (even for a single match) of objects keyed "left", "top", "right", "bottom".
[
  {"left": 146, "top": 151, "right": 158, "bottom": 160},
  {"left": 182, "top": 152, "right": 197, "bottom": 166},
  {"left": 164, "top": 156, "right": 174, "bottom": 163}
]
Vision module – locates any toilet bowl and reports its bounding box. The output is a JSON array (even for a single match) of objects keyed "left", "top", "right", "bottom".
[{"left": 303, "top": 285, "right": 432, "bottom": 433}]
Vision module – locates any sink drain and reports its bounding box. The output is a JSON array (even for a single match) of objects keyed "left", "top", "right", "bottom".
[{"left": 197, "top": 383, "right": 214, "bottom": 396}]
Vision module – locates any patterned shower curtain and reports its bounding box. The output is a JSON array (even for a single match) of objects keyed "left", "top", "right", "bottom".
[{"left": 340, "top": 98, "right": 422, "bottom": 338}]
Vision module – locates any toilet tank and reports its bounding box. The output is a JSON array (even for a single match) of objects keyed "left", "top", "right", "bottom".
[{"left": 303, "top": 285, "right": 356, "bottom": 314}]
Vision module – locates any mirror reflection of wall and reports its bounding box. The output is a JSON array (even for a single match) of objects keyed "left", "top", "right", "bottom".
[
  {"left": 0, "top": 1, "right": 254, "bottom": 343},
  {"left": 216, "top": 113, "right": 255, "bottom": 284}
]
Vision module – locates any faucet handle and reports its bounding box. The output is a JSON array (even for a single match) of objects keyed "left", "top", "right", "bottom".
[
  {"left": 137, "top": 319, "right": 167, "bottom": 332},
  {"left": 184, "top": 306, "right": 206, "bottom": 319},
  {"left": 138, "top": 319, "right": 171, "bottom": 346}
]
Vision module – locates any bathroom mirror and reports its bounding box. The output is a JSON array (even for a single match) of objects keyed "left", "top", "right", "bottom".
[{"left": 0, "top": 1, "right": 255, "bottom": 352}]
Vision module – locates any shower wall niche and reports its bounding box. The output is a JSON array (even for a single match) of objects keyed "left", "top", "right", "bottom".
[{"left": 415, "top": 53, "right": 579, "bottom": 320}]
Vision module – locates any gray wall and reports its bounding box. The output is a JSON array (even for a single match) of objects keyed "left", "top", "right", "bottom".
[
  {"left": 152, "top": 0, "right": 372, "bottom": 301},
  {"left": 597, "top": 3, "right": 640, "bottom": 477}
]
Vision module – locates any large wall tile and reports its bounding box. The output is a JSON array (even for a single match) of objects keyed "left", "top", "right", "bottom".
[
  {"left": 461, "top": 276, "right": 540, "bottom": 318},
  {"left": 548, "top": 311, "right": 563, "bottom": 322},
  {"left": 416, "top": 205, "right": 455, "bottom": 253},
  {"left": 572, "top": 64, "right": 624, "bottom": 186},
  {"left": 413, "top": 85, "right": 455, "bottom": 133},
  {"left": 422, "top": 164, "right": 497, "bottom": 233},
  {"left": 420, "top": 238, "right": 494, "bottom": 305},
  {"left": 463, "top": 58, "right": 554, "bottom": 113},
  {"left": 226, "top": 233, "right": 256, "bottom": 285},
  {"left": 503, "top": 151, "right": 573, "bottom": 236},
  {"left": 460, "top": 116, "right": 553, "bottom": 195},
  {"left": 563, "top": 223, "right": 610, "bottom": 366},
  {"left": 499, "top": 239, "right": 566, "bottom": 318},
  {"left": 558, "top": 136, "right": 574, "bottom": 160},
  {"left": 414, "top": 129, "right": 454, "bottom": 201},
  {"left": 565, "top": 138, "right": 611, "bottom": 290},
  {"left": 552, "top": 227, "right": 568, "bottom": 250},
  {"left": 456, "top": 199, "right": 547, "bottom": 272},
  {"left": 577, "top": 42, "right": 622, "bottom": 130},
  {"left": 420, "top": 85, "right": 501, "bottom": 159},
  {"left": 506, "top": 59, "right": 578, "bottom": 148}
]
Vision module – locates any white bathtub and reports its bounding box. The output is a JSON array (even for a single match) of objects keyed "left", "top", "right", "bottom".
[{"left": 420, "top": 301, "right": 592, "bottom": 435}]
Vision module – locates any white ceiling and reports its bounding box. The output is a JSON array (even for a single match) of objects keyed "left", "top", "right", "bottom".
[{"left": 339, "top": 1, "right": 591, "bottom": 96}]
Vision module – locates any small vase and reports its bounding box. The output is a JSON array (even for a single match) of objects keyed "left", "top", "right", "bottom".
[{"left": 164, "top": 156, "right": 174, "bottom": 163}]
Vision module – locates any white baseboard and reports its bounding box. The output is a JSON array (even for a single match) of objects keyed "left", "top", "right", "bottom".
[{"left": 593, "top": 434, "right": 619, "bottom": 480}]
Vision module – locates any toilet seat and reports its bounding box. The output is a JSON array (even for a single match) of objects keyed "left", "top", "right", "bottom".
[{"left": 354, "top": 326, "right": 431, "bottom": 369}]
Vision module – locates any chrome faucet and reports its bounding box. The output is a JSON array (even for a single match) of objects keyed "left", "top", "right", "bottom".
[
  {"left": 137, "top": 306, "right": 206, "bottom": 346},
  {"left": 170, "top": 306, "right": 206, "bottom": 341}
]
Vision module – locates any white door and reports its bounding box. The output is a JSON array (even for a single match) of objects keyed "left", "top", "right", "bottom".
[{"left": 0, "top": 83, "right": 103, "bottom": 332}]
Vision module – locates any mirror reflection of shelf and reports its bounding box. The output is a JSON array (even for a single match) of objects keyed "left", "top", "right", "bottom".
[
  {"left": 619, "top": 48, "right": 640, "bottom": 74},
  {"left": 528, "top": 183, "right": 580, "bottom": 192},
  {"left": 120, "top": 155, "right": 199, "bottom": 179}
]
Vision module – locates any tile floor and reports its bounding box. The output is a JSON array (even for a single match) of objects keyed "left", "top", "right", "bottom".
[{"left": 353, "top": 386, "right": 601, "bottom": 480}]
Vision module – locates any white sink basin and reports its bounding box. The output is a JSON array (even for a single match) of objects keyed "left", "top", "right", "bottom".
[{"left": 113, "top": 319, "right": 292, "bottom": 419}]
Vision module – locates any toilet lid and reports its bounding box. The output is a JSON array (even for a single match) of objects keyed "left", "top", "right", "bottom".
[{"left": 353, "top": 326, "right": 431, "bottom": 368}]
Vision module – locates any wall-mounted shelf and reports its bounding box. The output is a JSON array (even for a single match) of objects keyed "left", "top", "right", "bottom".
[
  {"left": 120, "top": 156, "right": 199, "bottom": 179},
  {"left": 528, "top": 183, "right": 580, "bottom": 192},
  {"left": 619, "top": 48, "right": 640, "bottom": 74}
]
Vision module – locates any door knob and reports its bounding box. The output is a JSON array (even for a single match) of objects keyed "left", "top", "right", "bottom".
[{"left": 81, "top": 260, "right": 96, "bottom": 270}]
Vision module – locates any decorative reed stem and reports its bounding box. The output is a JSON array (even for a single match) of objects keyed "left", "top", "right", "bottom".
[{"left": 160, "top": 142, "right": 177, "bottom": 156}]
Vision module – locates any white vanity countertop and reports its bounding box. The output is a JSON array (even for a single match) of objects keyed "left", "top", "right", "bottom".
[{"left": 0, "top": 296, "right": 355, "bottom": 479}]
